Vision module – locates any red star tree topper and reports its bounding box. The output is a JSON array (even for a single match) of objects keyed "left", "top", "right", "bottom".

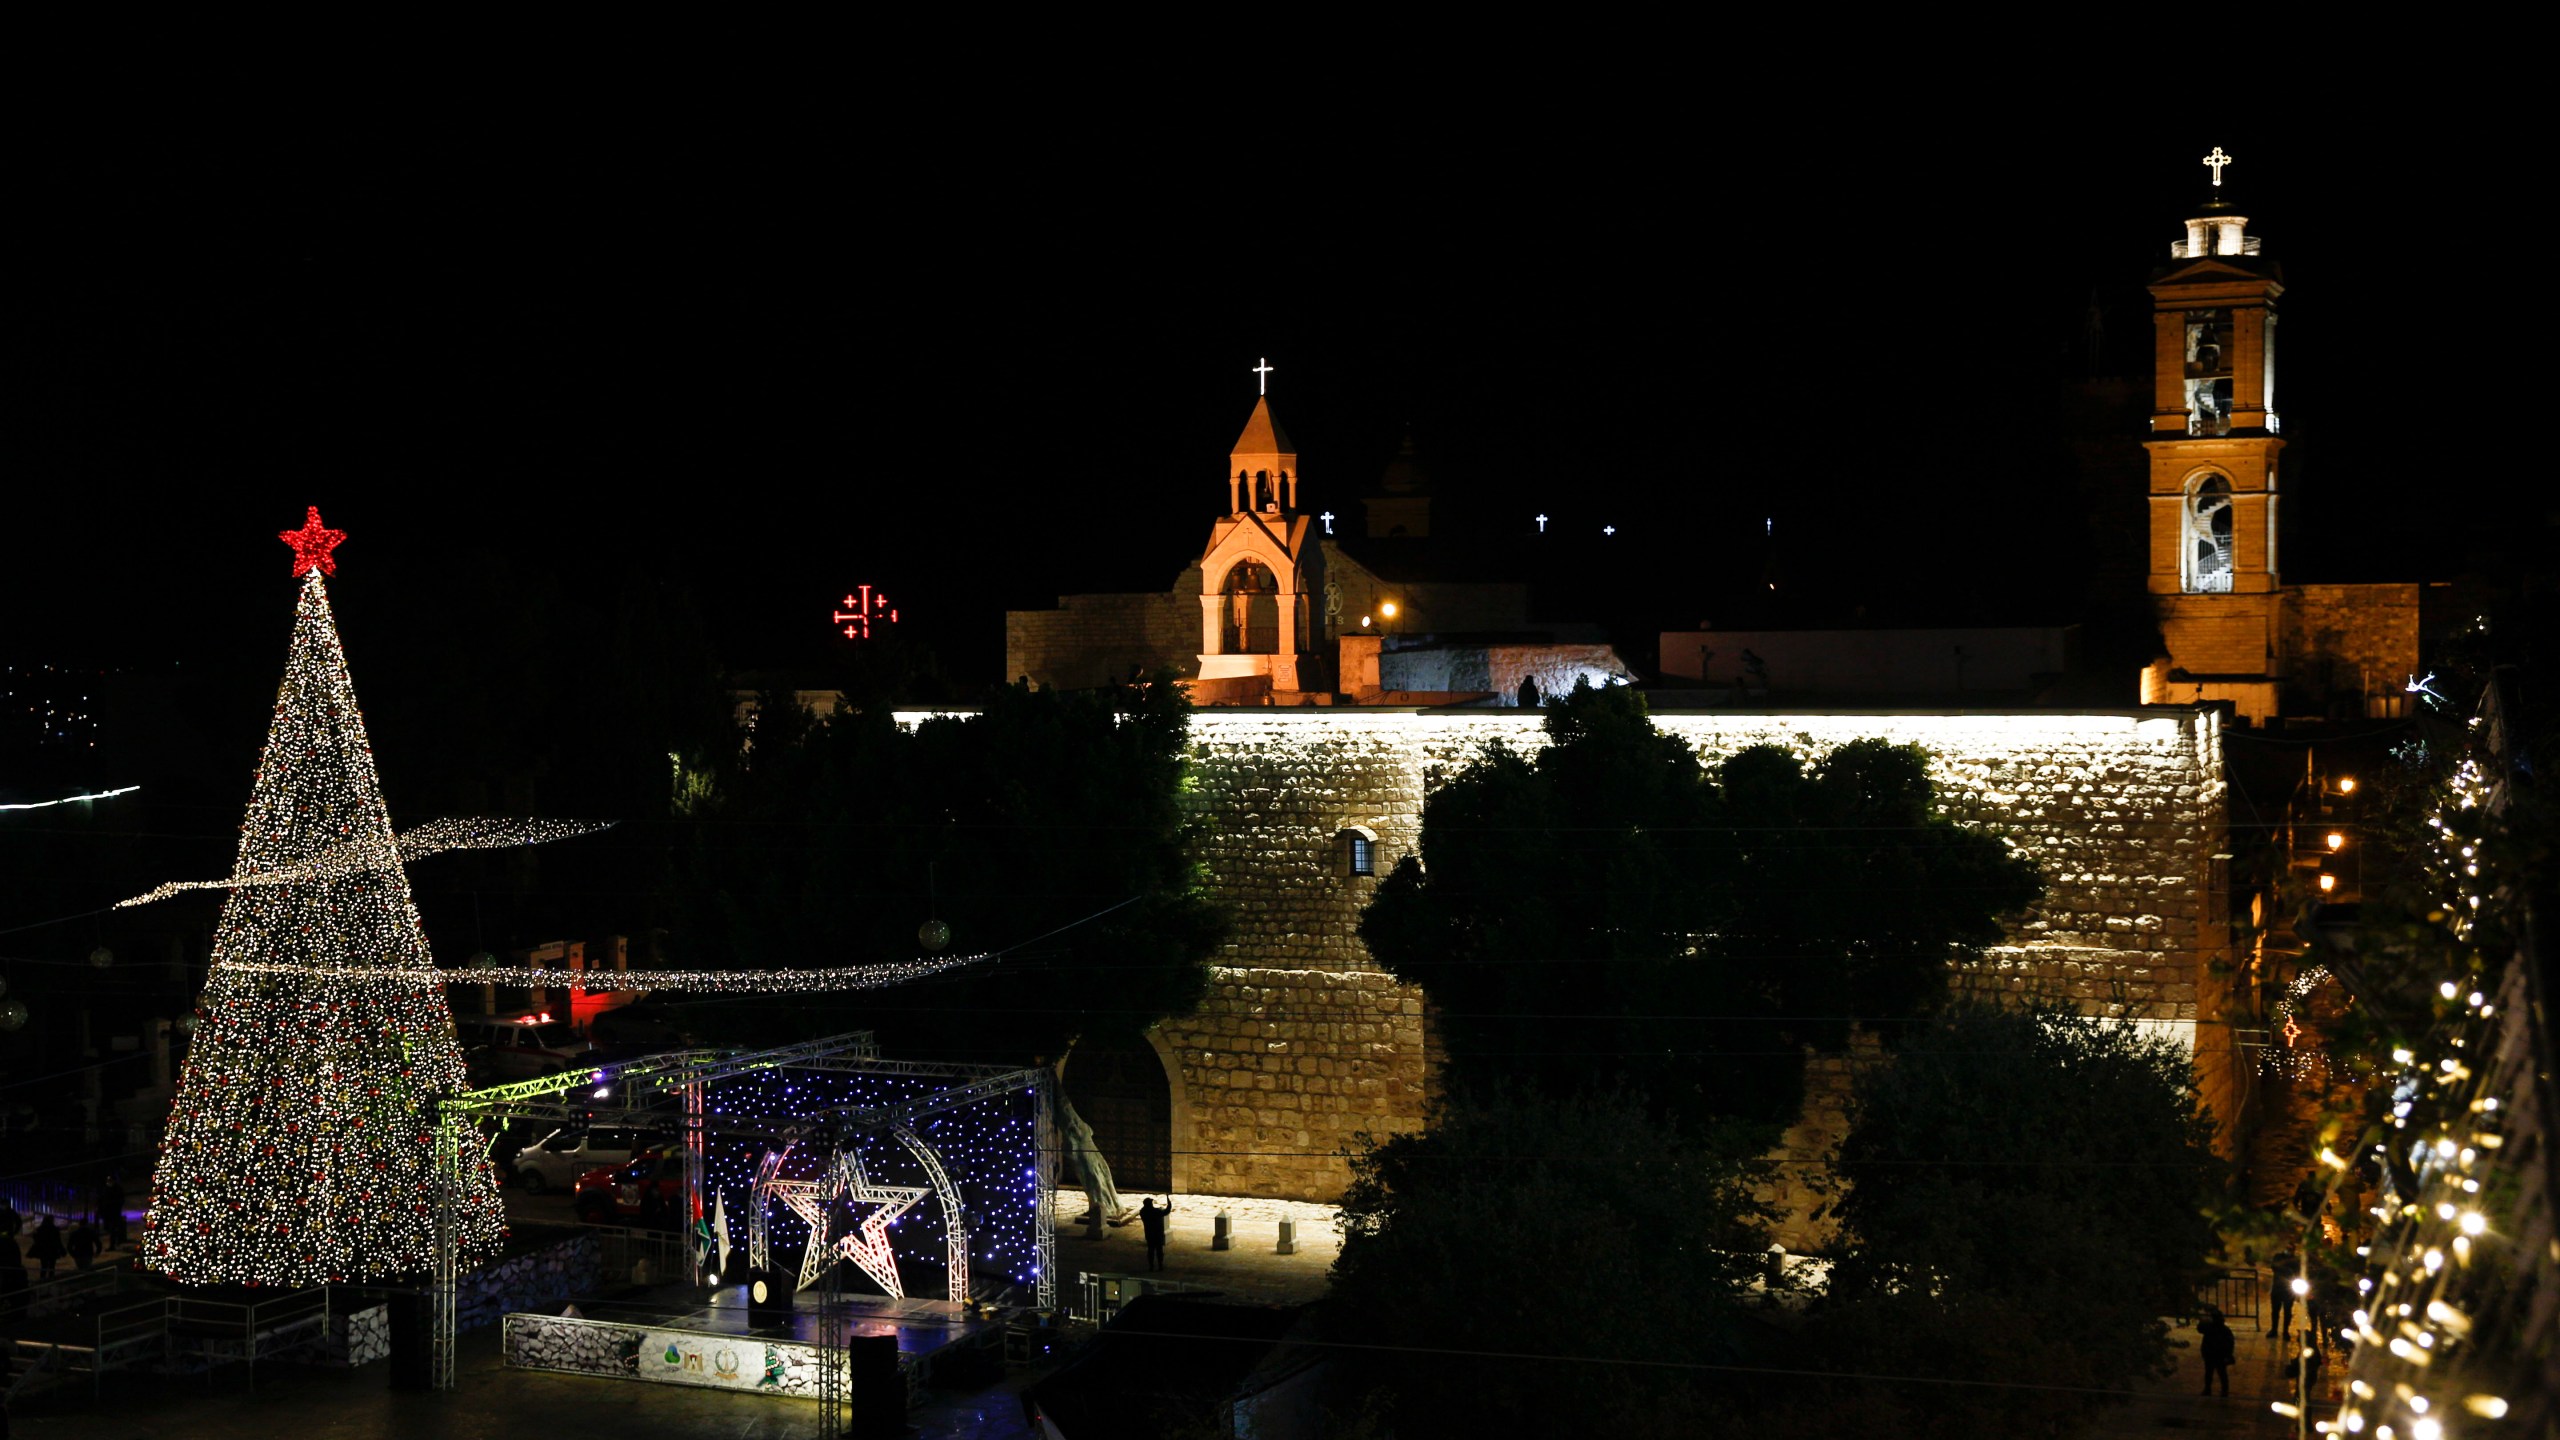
[{"left": 280, "top": 506, "right": 348, "bottom": 576}]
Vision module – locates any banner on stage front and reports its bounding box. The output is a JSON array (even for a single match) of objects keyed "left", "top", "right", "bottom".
[{"left": 642, "top": 1329, "right": 788, "bottom": 1392}]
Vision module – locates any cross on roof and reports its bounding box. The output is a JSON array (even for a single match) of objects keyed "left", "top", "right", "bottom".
[
  {"left": 1320, "top": 511, "right": 1335, "bottom": 535},
  {"left": 2202, "top": 147, "right": 2233, "bottom": 186},
  {"left": 1252, "top": 357, "right": 1274, "bottom": 395}
]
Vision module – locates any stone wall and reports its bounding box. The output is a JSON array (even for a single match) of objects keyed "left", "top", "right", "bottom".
[
  {"left": 1378, "top": 644, "right": 1637, "bottom": 704},
  {"left": 1151, "top": 967, "right": 1432, "bottom": 1200},
  {"left": 2156, "top": 591, "right": 2281, "bottom": 676},
  {"left": 1160, "top": 707, "right": 2231, "bottom": 1212},
  {"left": 2283, "top": 583, "right": 2419, "bottom": 705},
  {"left": 1005, "top": 577, "right": 1202, "bottom": 689}
]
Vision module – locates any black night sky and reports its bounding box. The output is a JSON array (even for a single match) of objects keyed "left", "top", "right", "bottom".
[{"left": 13, "top": 113, "right": 2537, "bottom": 711}]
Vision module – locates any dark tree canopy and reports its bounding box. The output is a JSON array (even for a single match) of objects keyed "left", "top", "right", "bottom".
[
  {"left": 1796, "top": 1004, "right": 2223, "bottom": 1435},
  {"left": 1357, "top": 682, "right": 2043, "bottom": 1133},
  {"left": 1326, "top": 1090, "right": 1779, "bottom": 1435},
  {"left": 662, "top": 676, "right": 1226, "bottom": 1063}
]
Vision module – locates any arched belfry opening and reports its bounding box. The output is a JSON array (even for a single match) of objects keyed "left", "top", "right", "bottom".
[
  {"left": 1062, "top": 1033, "right": 1173, "bottom": 1194},
  {"left": 1197, "top": 387, "right": 1321, "bottom": 695},
  {"left": 1221, "top": 557, "right": 1281, "bottom": 653}
]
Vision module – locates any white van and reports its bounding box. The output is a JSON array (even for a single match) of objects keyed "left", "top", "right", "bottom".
[
  {"left": 514, "top": 1126, "right": 644, "bottom": 1193},
  {"left": 454, "top": 1011, "right": 594, "bottom": 1081}
]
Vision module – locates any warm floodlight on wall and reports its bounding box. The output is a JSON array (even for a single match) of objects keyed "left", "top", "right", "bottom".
[
  {"left": 1379, "top": 602, "right": 1398, "bottom": 619},
  {"left": 2326, "top": 832, "right": 2346, "bottom": 851},
  {"left": 2319, "top": 874, "right": 2338, "bottom": 894},
  {"left": 2338, "top": 777, "right": 2358, "bottom": 795}
]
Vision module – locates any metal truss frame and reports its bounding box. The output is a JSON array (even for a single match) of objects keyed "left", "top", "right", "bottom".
[{"left": 428, "top": 1030, "right": 1050, "bottom": 1395}]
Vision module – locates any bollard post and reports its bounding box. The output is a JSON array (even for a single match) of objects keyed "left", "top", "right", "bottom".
[
  {"left": 1211, "top": 1211, "right": 1232, "bottom": 1251},
  {"left": 1276, "top": 1217, "right": 1296, "bottom": 1255}
]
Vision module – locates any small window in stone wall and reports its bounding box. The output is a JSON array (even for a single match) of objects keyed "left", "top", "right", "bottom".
[{"left": 1341, "top": 827, "right": 1379, "bottom": 877}]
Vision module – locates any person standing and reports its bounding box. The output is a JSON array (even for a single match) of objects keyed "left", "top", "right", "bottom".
[
  {"left": 2198, "top": 1306, "right": 2235, "bottom": 1396},
  {"left": 0, "top": 1231, "right": 25, "bottom": 1308},
  {"left": 65, "top": 1220, "right": 98, "bottom": 1272},
  {"left": 27, "top": 1218, "right": 63, "bottom": 1282},
  {"left": 96, "top": 1174, "right": 127, "bottom": 1250},
  {"left": 2268, "top": 1249, "right": 2300, "bottom": 1340},
  {"left": 1137, "top": 1197, "right": 1171, "bottom": 1272}
]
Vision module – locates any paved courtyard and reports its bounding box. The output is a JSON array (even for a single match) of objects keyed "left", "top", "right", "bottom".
[{"left": 5, "top": 1187, "right": 1340, "bottom": 1438}]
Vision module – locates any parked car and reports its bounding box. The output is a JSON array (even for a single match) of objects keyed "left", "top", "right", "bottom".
[
  {"left": 453, "top": 1011, "right": 595, "bottom": 1082},
  {"left": 573, "top": 1146, "right": 687, "bottom": 1228},
  {"left": 515, "top": 1126, "right": 649, "bottom": 1194}
]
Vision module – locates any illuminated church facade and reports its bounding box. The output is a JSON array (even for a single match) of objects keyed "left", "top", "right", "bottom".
[{"left": 980, "top": 158, "right": 2416, "bottom": 1236}]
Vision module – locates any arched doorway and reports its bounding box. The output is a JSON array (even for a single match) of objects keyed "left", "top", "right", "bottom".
[
  {"left": 1220, "top": 558, "right": 1280, "bottom": 655},
  {"left": 1063, "top": 1034, "right": 1172, "bottom": 1194}
]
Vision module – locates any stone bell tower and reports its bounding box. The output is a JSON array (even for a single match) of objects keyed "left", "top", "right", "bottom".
[
  {"left": 1196, "top": 362, "right": 1322, "bottom": 696},
  {"left": 2142, "top": 147, "right": 2288, "bottom": 723}
]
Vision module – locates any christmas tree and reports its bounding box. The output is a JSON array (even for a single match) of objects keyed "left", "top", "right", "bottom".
[{"left": 141, "top": 509, "right": 505, "bottom": 1285}]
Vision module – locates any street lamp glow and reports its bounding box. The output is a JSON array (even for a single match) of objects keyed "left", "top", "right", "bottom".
[{"left": 2326, "top": 832, "right": 2346, "bottom": 850}]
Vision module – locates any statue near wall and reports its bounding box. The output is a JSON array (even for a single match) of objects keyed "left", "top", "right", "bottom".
[{"left": 1058, "top": 1091, "right": 1132, "bottom": 1225}]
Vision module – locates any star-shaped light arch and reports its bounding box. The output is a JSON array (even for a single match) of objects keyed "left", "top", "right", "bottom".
[{"left": 750, "top": 1142, "right": 929, "bottom": 1299}]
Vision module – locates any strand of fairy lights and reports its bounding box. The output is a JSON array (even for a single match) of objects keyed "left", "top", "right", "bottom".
[
  {"left": 116, "top": 817, "right": 616, "bottom": 908},
  {"left": 2310, "top": 727, "right": 2520, "bottom": 1437},
  {"left": 0, "top": 784, "right": 140, "bottom": 812},
  {"left": 217, "top": 952, "right": 999, "bottom": 993}
]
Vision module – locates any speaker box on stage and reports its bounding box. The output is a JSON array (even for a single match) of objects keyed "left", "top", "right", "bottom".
[
  {"left": 847, "top": 1333, "right": 901, "bottom": 1439},
  {"left": 747, "top": 1267, "right": 794, "bottom": 1324},
  {"left": 385, "top": 1289, "right": 431, "bottom": 1391}
]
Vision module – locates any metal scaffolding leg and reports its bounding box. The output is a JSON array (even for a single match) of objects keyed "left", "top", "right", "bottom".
[
  {"left": 683, "top": 1078, "right": 706, "bottom": 1286},
  {"left": 818, "top": 1134, "right": 847, "bottom": 1440},
  {"left": 1035, "top": 1071, "right": 1057, "bottom": 1310},
  {"left": 430, "top": 1101, "right": 464, "bottom": 1390}
]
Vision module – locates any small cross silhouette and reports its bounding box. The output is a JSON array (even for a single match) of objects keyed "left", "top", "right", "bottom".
[
  {"left": 1252, "top": 358, "right": 1274, "bottom": 395},
  {"left": 1602, "top": 525, "right": 1616, "bottom": 537},
  {"left": 2202, "top": 147, "right": 2232, "bottom": 186},
  {"left": 1320, "top": 511, "right": 1335, "bottom": 535},
  {"left": 1535, "top": 514, "right": 1549, "bottom": 532}
]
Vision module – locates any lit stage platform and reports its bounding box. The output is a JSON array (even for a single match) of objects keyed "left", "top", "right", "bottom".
[{"left": 502, "top": 1284, "right": 1004, "bottom": 1402}]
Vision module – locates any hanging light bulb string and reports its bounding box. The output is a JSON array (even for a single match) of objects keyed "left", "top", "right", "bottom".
[{"left": 208, "top": 892, "right": 1148, "bottom": 996}]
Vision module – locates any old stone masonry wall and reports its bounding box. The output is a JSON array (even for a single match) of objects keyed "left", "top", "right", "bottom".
[{"left": 1156, "top": 706, "right": 2230, "bottom": 1211}]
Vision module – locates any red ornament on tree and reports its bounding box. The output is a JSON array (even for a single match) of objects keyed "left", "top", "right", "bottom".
[{"left": 279, "top": 507, "right": 348, "bottom": 577}]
